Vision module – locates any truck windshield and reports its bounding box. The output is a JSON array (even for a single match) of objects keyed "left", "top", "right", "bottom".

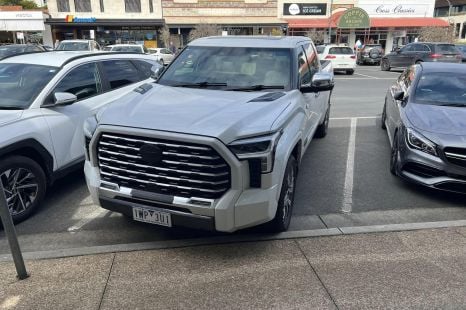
[
  {"left": 158, "top": 46, "right": 292, "bottom": 90},
  {"left": 0, "top": 63, "right": 58, "bottom": 109}
]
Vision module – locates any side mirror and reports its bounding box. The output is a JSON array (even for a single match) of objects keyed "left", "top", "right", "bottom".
[
  {"left": 301, "top": 72, "right": 334, "bottom": 93},
  {"left": 150, "top": 65, "right": 164, "bottom": 80},
  {"left": 393, "top": 91, "right": 405, "bottom": 101},
  {"left": 54, "top": 92, "right": 77, "bottom": 106}
]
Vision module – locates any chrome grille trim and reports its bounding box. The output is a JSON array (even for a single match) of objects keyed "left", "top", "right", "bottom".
[
  {"left": 97, "top": 132, "right": 231, "bottom": 199},
  {"left": 445, "top": 152, "right": 466, "bottom": 160}
]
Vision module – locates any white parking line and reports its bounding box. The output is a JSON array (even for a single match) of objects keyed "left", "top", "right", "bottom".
[
  {"left": 330, "top": 116, "right": 378, "bottom": 120},
  {"left": 67, "top": 209, "right": 109, "bottom": 232},
  {"left": 342, "top": 118, "right": 357, "bottom": 213},
  {"left": 354, "top": 73, "right": 380, "bottom": 79}
]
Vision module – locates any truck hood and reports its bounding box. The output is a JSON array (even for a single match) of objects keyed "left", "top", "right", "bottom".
[
  {"left": 0, "top": 110, "right": 23, "bottom": 126},
  {"left": 406, "top": 103, "right": 466, "bottom": 136},
  {"left": 99, "top": 84, "right": 292, "bottom": 144}
]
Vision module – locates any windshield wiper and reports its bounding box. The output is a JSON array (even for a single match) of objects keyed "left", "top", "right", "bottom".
[
  {"left": 172, "top": 82, "right": 227, "bottom": 88},
  {"left": 226, "top": 85, "right": 285, "bottom": 91},
  {"left": 0, "top": 106, "right": 23, "bottom": 110}
]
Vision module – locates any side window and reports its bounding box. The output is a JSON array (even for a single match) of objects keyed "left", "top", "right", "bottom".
[
  {"left": 101, "top": 60, "right": 142, "bottom": 89},
  {"left": 402, "top": 45, "right": 414, "bottom": 52},
  {"left": 421, "top": 45, "right": 431, "bottom": 52},
  {"left": 298, "top": 46, "right": 311, "bottom": 86},
  {"left": 133, "top": 60, "right": 157, "bottom": 79},
  {"left": 53, "top": 62, "right": 102, "bottom": 101},
  {"left": 303, "top": 44, "right": 320, "bottom": 82}
]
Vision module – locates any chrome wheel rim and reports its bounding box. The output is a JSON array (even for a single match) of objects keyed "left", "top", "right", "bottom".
[
  {"left": 1, "top": 168, "right": 39, "bottom": 216},
  {"left": 282, "top": 167, "right": 295, "bottom": 222}
]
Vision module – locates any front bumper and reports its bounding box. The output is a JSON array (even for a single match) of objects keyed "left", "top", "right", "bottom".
[
  {"left": 360, "top": 56, "right": 381, "bottom": 64},
  {"left": 396, "top": 136, "right": 466, "bottom": 194}
]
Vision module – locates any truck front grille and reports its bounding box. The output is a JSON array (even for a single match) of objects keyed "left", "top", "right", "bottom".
[{"left": 97, "top": 133, "right": 231, "bottom": 199}]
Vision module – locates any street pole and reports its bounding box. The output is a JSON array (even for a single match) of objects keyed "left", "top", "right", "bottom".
[
  {"left": 328, "top": 0, "right": 333, "bottom": 43},
  {"left": 0, "top": 181, "right": 29, "bottom": 280}
]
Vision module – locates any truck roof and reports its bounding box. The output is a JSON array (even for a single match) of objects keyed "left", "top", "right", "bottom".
[{"left": 189, "top": 36, "right": 311, "bottom": 48}]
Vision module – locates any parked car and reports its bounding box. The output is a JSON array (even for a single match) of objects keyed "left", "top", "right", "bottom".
[
  {"left": 357, "top": 44, "right": 384, "bottom": 65},
  {"left": 455, "top": 44, "right": 466, "bottom": 62},
  {"left": 84, "top": 36, "right": 334, "bottom": 233},
  {"left": 103, "top": 44, "right": 148, "bottom": 54},
  {"left": 0, "top": 44, "right": 47, "bottom": 60},
  {"left": 148, "top": 48, "right": 175, "bottom": 65},
  {"left": 56, "top": 40, "right": 101, "bottom": 51},
  {"left": 381, "top": 63, "right": 466, "bottom": 194},
  {"left": 381, "top": 42, "right": 462, "bottom": 71},
  {"left": 0, "top": 52, "right": 161, "bottom": 222},
  {"left": 319, "top": 44, "right": 356, "bottom": 75}
]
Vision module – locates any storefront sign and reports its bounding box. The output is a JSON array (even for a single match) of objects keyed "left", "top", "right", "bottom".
[
  {"left": 338, "top": 8, "right": 370, "bottom": 29},
  {"left": 65, "top": 15, "right": 96, "bottom": 23},
  {"left": 283, "top": 3, "right": 327, "bottom": 16},
  {"left": 357, "top": 2, "right": 432, "bottom": 17}
]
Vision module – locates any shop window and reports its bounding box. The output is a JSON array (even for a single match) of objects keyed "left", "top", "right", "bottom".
[
  {"left": 99, "top": 0, "right": 104, "bottom": 12},
  {"left": 149, "top": 0, "right": 153, "bottom": 13},
  {"left": 57, "top": 0, "right": 70, "bottom": 12},
  {"left": 74, "top": 0, "right": 92, "bottom": 12},
  {"left": 125, "top": 0, "right": 142, "bottom": 12},
  {"left": 101, "top": 60, "right": 142, "bottom": 89}
]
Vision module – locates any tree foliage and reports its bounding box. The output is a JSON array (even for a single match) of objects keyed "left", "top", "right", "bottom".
[
  {"left": 158, "top": 25, "right": 171, "bottom": 48},
  {"left": 0, "top": 0, "right": 39, "bottom": 9},
  {"left": 189, "top": 24, "right": 221, "bottom": 42},
  {"left": 418, "top": 25, "right": 455, "bottom": 43},
  {"left": 306, "top": 30, "right": 326, "bottom": 45}
]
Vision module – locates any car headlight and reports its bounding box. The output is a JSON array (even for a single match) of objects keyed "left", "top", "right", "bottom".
[
  {"left": 84, "top": 115, "right": 98, "bottom": 139},
  {"left": 406, "top": 128, "right": 438, "bottom": 156},
  {"left": 228, "top": 131, "right": 282, "bottom": 173}
]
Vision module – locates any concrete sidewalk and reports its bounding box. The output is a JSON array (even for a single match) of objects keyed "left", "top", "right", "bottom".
[{"left": 1, "top": 227, "right": 466, "bottom": 310}]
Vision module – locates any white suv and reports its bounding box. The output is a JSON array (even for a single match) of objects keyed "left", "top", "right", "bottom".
[
  {"left": 318, "top": 44, "right": 356, "bottom": 75},
  {"left": 0, "top": 51, "right": 160, "bottom": 222}
]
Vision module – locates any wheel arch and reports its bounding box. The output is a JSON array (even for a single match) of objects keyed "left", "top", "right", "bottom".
[{"left": 0, "top": 139, "right": 54, "bottom": 184}]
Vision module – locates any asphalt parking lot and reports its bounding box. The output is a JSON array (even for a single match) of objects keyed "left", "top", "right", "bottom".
[{"left": 1, "top": 66, "right": 465, "bottom": 255}]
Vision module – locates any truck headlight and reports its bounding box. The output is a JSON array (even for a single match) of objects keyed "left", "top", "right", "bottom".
[
  {"left": 228, "top": 131, "right": 282, "bottom": 173},
  {"left": 406, "top": 128, "right": 438, "bottom": 157}
]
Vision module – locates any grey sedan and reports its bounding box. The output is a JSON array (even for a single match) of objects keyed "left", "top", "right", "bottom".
[{"left": 381, "top": 63, "right": 466, "bottom": 194}]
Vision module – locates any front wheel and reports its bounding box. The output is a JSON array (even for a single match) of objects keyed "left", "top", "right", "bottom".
[
  {"left": 390, "top": 133, "right": 399, "bottom": 175},
  {"left": 381, "top": 59, "right": 391, "bottom": 71},
  {"left": 0, "top": 156, "right": 47, "bottom": 223},
  {"left": 269, "top": 156, "right": 297, "bottom": 232},
  {"left": 315, "top": 105, "right": 330, "bottom": 138},
  {"left": 381, "top": 102, "right": 387, "bottom": 130}
]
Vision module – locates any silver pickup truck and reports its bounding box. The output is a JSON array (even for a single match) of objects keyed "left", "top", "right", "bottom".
[{"left": 84, "top": 36, "right": 334, "bottom": 232}]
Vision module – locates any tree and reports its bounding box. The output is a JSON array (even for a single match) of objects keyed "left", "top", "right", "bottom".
[
  {"left": 158, "top": 25, "right": 171, "bottom": 48},
  {"left": 418, "top": 25, "right": 455, "bottom": 43},
  {"left": 306, "top": 30, "right": 326, "bottom": 45},
  {"left": 270, "top": 28, "right": 283, "bottom": 36},
  {"left": 0, "top": 0, "right": 39, "bottom": 9},
  {"left": 189, "top": 24, "right": 221, "bottom": 42}
]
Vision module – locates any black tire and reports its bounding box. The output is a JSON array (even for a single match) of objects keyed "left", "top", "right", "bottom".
[
  {"left": 269, "top": 156, "right": 297, "bottom": 232},
  {"left": 0, "top": 156, "right": 47, "bottom": 223},
  {"left": 381, "top": 59, "right": 391, "bottom": 71},
  {"left": 415, "top": 60, "right": 423, "bottom": 65},
  {"left": 346, "top": 69, "right": 354, "bottom": 75},
  {"left": 381, "top": 102, "right": 387, "bottom": 130},
  {"left": 315, "top": 104, "right": 330, "bottom": 138},
  {"left": 390, "top": 133, "right": 399, "bottom": 175}
]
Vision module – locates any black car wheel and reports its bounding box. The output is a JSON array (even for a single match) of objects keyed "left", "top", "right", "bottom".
[
  {"left": 381, "top": 102, "right": 387, "bottom": 130},
  {"left": 269, "top": 156, "right": 297, "bottom": 232},
  {"left": 381, "top": 59, "right": 391, "bottom": 71},
  {"left": 346, "top": 69, "right": 354, "bottom": 75},
  {"left": 390, "top": 133, "right": 399, "bottom": 175},
  {"left": 315, "top": 103, "right": 330, "bottom": 138},
  {"left": 0, "top": 156, "right": 46, "bottom": 223}
]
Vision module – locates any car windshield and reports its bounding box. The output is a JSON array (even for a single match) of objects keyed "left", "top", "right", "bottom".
[
  {"left": 329, "top": 47, "right": 353, "bottom": 55},
  {"left": 414, "top": 72, "right": 466, "bottom": 106},
  {"left": 0, "top": 46, "right": 26, "bottom": 59},
  {"left": 103, "top": 46, "right": 112, "bottom": 51},
  {"left": 0, "top": 63, "right": 59, "bottom": 109},
  {"left": 111, "top": 46, "right": 142, "bottom": 53},
  {"left": 157, "top": 46, "right": 291, "bottom": 90},
  {"left": 56, "top": 42, "right": 89, "bottom": 51}
]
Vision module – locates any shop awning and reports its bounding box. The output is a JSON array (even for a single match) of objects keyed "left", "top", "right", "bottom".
[
  {"left": 287, "top": 16, "right": 449, "bottom": 29},
  {"left": 45, "top": 18, "right": 165, "bottom": 27}
]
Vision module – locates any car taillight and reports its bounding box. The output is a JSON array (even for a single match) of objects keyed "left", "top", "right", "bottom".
[
  {"left": 325, "top": 55, "right": 336, "bottom": 59},
  {"left": 430, "top": 53, "right": 442, "bottom": 59},
  {"left": 350, "top": 55, "right": 356, "bottom": 59}
]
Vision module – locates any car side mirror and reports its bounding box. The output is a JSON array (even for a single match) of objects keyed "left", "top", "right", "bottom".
[
  {"left": 54, "top": 92, "right": 77, "bottom": 106},
  {"left": 393, "top": 91, "right": 405, "bottom": 101},
  {"left": 150, "top": 65, "right": 164, "bottom": 80},
  {"left": 301, "top": 72, "right": 334, "bottom": 93}
]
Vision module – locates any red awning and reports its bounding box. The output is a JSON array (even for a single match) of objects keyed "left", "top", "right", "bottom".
[{"left": 287, "top": 17, "right": 449, "bottom": 29}]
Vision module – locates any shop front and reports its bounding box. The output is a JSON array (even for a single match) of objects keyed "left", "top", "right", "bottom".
[
  {"left": 45, "top": 17, "right": 164, "bottom": 48},
  {"left": 0, "top": 11, "right": 52, "bottom": 45}
]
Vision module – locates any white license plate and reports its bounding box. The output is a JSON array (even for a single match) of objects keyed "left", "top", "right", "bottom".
[{"left": 133, "top": 207, "right": 172, "bottom": 227}]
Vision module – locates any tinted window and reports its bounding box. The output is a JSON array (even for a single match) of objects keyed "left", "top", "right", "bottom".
[
  {"left": 435, "top": 44, "right": 459, "bottom": 53},
  {"left": 0, "top": 45, "right": 26, "bottom": 58},
  {"left": 329, "top": 47, "right": 354, "bottom": 55},
  {"left": 298, "top": 46, "right": 311, "bottom": 85},
  {"left": 57, "top": 42, "right": 89, "bottom": 51},
  {"left": 54, "top": 63, "right": 102, "bottom": 101},
  {"left": 316, "top": 46, "right": 325, "bottom": 54},
  {"left": 401, "top": 45, "right": 414, "bottom": 52},
  {"left": 101, "top": 60, "right": 141, "bottom": 89},
  {"left": 414, "top": 72, "right": 466, "bottom": 106},
  {"left": 457, "top": 45, "right": 466, "bottom": 52},
  {"left": 303, "top": 44, "right": 319, "bottom": 82},
  {"left": 0, "top": 64, "right": 58, "bottom": 108},
  {"left": 133, "top": 60, "right": 158, "bottom": 79}
]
